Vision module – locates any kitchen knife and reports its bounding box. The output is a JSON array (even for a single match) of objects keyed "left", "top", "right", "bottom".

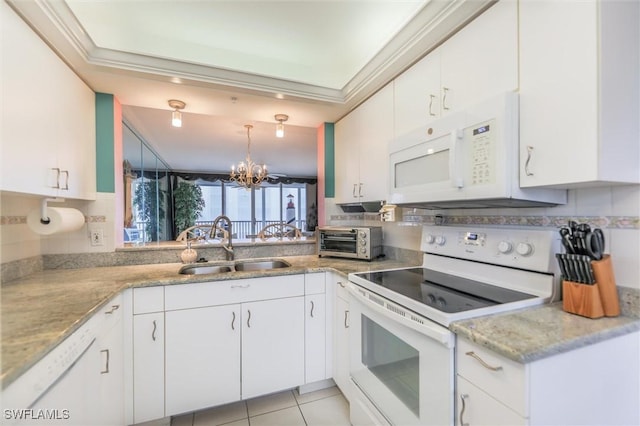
[
  {"left": 555, "top": 254, "right": 569, "bottom": 281},
  {"left": 582, "top": 255, "right": 596, "bottom": 284},
  {"left": 564, "top": 254, "right": 579, "bottom": 282}
]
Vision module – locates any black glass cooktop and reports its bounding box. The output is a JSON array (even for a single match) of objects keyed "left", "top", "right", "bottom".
[{"left": 355, "top": 268, "right": 536, "bottom": 314}]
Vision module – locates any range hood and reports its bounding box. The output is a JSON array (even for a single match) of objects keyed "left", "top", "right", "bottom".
[
  {"left": 394, "top": 197, "right": 565, "bottom": 210},
  {"left": 337, "top": 201, "right": 384, "bottom": 213}
]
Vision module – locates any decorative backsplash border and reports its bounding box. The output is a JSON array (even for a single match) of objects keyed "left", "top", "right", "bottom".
[
  {"left": 0, "top": 215, "right": 106, "bottom": 225},
  {"left": 330, "top": 212, "right": 640, "bottom": 229}
]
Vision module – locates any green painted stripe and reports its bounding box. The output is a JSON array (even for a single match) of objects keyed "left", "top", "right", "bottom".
[
  {"left": 95, "top": 93, "right": 115, "bottom": 193},
  {"left": 324, "top": 122, "right": 335, "bottom": 198}
]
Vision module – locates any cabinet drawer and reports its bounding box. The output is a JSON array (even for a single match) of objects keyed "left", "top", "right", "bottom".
[
  {"left": 457, "top": 339, "right": 527, "bottom": 417},
  {"left": 133, "top": 286, "right": 164, "bottom": 314},
  {"left": 456, "top": 375, "right": 526, "bottom": 426},
  {"left": 165, "top": 274, "right": 305, "bottom": 311},
  {"left": 305, "top": 272, "right": 325, "bottom": 294}
]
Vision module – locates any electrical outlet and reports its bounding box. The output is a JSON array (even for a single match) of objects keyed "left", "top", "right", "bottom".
[{"left": 90, "top": 229, "right": 104, "bottom": 246}]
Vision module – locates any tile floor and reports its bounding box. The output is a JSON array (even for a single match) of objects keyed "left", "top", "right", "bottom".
[{"left": 170, "top": 386, "right": 350, "bottom": 426}]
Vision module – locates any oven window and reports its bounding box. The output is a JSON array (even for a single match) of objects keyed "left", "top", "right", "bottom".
[
  {"left": 321, "top": 234, "right": 356, "bottom": 253},
  {"left": 361, "top": 315, "right": 419, "bottom": 416}
]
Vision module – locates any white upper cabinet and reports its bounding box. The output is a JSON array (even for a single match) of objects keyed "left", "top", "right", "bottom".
[
  {"left": 1, "top": 2, "right": 96, "bottom": 200},
  {"left": 334, "top": 82, "right": 394, "bottom": 204},
  {"left": 519, "top": 0, "right": 639, "bottom": 188},
  {"left": 393, "top": 1, "right": 518, "bottom": 137}
]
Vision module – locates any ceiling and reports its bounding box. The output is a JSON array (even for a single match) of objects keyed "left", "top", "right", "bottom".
[{"left": 7, "top": 0, "right": 492, "bottom": 177}]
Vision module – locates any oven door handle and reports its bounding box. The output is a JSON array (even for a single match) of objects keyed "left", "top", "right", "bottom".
[{"left": 348, "top": 283, "right": 454, "bottom": 349}]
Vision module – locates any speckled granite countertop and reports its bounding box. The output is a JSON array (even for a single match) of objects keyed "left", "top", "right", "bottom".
[
  {"left": 3, "top": 255, "right": 639, "bottom": 388},
  {"left": 450, "top": 302, "right": 640, "bottom": 364},
  {"left": 0, "top": 255, "right": 414, "bottom": 388}
]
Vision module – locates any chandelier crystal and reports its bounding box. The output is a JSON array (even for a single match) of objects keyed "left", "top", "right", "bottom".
[{"left": 230, "top": 124, "right": 268, "bottom": 189}]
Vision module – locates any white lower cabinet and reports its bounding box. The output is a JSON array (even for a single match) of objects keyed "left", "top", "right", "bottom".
[
  {"left": 331, "top": 273, "right": 351, "bottom": 401},
  {"left": 132, "top": 312, "right": 164, "bottom": 424},
  {"left": 304, "top": 293, "right": 327, "bottom": 384},
  {"left": 456, "top": 333, "right": 640, "bottom": 426},
  {"left": 241, "top": 297, "right": 305, "bottom": 399},
  {"left": 165, "top": 304, "right": 241, "bottom": 415}
]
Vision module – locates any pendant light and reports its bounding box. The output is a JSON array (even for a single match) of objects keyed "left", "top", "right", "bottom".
[
  {"left": 274, "top": 114, "right": 289, "bottom": 138},
  {"left": 168, "top": 99, "right": 186, "bottom": 127}
]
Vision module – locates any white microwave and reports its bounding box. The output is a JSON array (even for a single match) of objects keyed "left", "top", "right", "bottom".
[{"left": 388, "top": 92, "right": 566, "bottom": 209}]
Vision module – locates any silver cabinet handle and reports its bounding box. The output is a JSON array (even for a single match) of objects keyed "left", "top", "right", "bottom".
[
  {"left": 60, "top": 170, "right": 69, "bottom": 190},
  {"left": 344, "top": 310, "right": 349, "bottom": 329},
  {"left": 231, "top": 283, "right": 250, "bottom": 289},
  {"left": 105, "top": 304, "right": 120, "bottom": 314},
  {"left": 231, "top": 311, "right": 236, "bottom": 330},
  {"left": 428, "top": 94, "right": 437, "bottom": 116},
  {"left": 338, "top": 281, "right": 346, "bottom": 288},
  {"left": 358, "top": 183, "right": 363, "bottom": 198},
  {"left": 465, "top": 351, "right": 503, "bottom": 371},
  {"left": 310, "top": 301, "right": 315, "bottom": 318},
  {"left": 352, "top": 183, "right": 358, "bottom": 198},
  {"left": 442, "top": 87, "right": 450, "bottom": 111},
  {"left": 51, "top": 168, "right": 61, "bottom": 189},
  {"left": 459, "top": 394, "right": 469, "bottom": 426},
  {"left": 100, "top": 349, "right": 110, "bottom": 374},
  {"left": 525, "top": 145, "right": 534, "bottom": 176},
  {"left": 247, "top": 309, "right": 251, "bottom": 328},
  {"left": 152, "top": 320, "right": 157, "bottom": 341}
]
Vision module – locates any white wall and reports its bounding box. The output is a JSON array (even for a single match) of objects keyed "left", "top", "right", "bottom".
[{"left": 0, "top": 192, "right": 116, "bottom": 264}]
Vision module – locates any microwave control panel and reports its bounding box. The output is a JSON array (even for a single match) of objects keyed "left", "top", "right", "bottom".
[{"left": 467, "top": 119, "right": 496, "bottom": 186}]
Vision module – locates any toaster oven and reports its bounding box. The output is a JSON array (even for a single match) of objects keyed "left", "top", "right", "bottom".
[{"left": 318, "top": 226, "right": 383, "bottom": 261}]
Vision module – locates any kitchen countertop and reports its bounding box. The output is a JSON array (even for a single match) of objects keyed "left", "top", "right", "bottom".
[
  {"left": 3, "top": 255, "right": 639, "bottom": 388},
  {"left": 0, "top": 255, "right": 413, "bottom": 388},
  {"left": 450, "top": 302, "right": 640, "bottom": 363}
]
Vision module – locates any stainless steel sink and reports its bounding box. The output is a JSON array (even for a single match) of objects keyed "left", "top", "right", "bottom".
[
  {"left": 233, "top": 259, "right": 291, "bottom": 271},
  {"left": 179, "top": 264, "right": 233, "bottom": 275}
]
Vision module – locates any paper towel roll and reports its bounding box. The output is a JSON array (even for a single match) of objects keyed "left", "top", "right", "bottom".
[{"left": 27, "top": 207, "right": 85, "bottom": 235}]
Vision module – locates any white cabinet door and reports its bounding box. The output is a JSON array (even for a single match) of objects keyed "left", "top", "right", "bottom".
[
  {"left": 393, "top": 51, "right": 442, "bottom": 137},
  {"left": 165, "top": 304, "right": 241, "bottom": 416},
  {"left": 0, "top": 2, "right": 96, "bottom": 200},
  {"left": 133, "top": 313, "right": 164, "bottom": 424},
  {"left": 242, "top": 297, "right": 305, "bottom": 399},
  {"left": 95, "top": 320, "right": 125, "bottom": 426},
  {"left": 335, "top": 83, "right": 393, "bottom": 203},
  {"left": 333, "top": 289, "right": 351, "bottom": 401},
  {"left": 334, "top": 109, "right": 361, "bottom": 203},
  {"left": 456, "top": 376, "right": 526, "bottom": 426},
  {"left": 519, "top": 0, "right": 639, "bottom": 187},
  {"left": 357, "top": 83, "right": 393, "bottom": 202},
  {"left": 440, "top": 0, "right": 518, "bottom": 114},
  {"left": 305, "top": 294, "right": 326, "bottom": 384}
]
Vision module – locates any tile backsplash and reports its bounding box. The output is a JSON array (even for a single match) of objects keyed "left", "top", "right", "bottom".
[
  {"left": 2, "top": 185, "right": 638, "bottom": 290},
  {"left": 328, "top": 185, "right": 640, "bottom": 290}
]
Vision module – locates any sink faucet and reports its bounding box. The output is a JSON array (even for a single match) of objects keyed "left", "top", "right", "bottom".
[{"left": 210, "top": 215, "right": 234, "bottom": 261}]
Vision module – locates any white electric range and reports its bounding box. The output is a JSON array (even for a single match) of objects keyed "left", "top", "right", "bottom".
[{"left": 347, "top": 225, "right": 560, "bottom": 426}]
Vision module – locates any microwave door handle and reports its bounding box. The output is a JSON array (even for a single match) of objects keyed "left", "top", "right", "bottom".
[{"left": 449, "top": 129, "right": 464, "bottom": 188}]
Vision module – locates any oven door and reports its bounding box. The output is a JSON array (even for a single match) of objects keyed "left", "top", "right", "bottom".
[{"left": 348, "top": 283, "right": 455, "bottom": 426}]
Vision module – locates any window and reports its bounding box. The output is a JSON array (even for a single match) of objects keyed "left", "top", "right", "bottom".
[{"left": 196, "top": 181, "right": 309, "bottom": 239}]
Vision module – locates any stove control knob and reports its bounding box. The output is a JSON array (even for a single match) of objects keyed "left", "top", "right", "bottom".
[
  {"left": 497, "top": 241, "right": 513, "bottom": 254},
  {"left": 358, "top": 231, "right": 367, "bottom": 239},
  {"left": 516, "top": 242, "right": 534, "bottom": 256},
  {"left": 427, "top": 294, "right": 436, "bottom": 304},
  {"left": 360, "top": 247, "right": 368, "bottom": 254},
  {"left": 436, "top": 297, "right": 446, "bottom": 308},
  {"left": 425, "top": 234, "right": 435, "bottom": 245},
  {"left": 435, "top": 236, "right": 446, "bottom": 246}
]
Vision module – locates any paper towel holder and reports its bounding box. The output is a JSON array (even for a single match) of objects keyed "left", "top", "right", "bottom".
[{"left": 40, "top": 198, "right": 66, "bottom": 224}]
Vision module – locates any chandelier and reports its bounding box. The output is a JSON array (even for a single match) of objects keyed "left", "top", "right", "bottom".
[{"left": 230, "top": 124, "right": 268, "bottom": 189}]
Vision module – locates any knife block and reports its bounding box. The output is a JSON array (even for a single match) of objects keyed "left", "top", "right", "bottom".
[{"left": 562, "top": 255, "right": 619, "bottom": 319}]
